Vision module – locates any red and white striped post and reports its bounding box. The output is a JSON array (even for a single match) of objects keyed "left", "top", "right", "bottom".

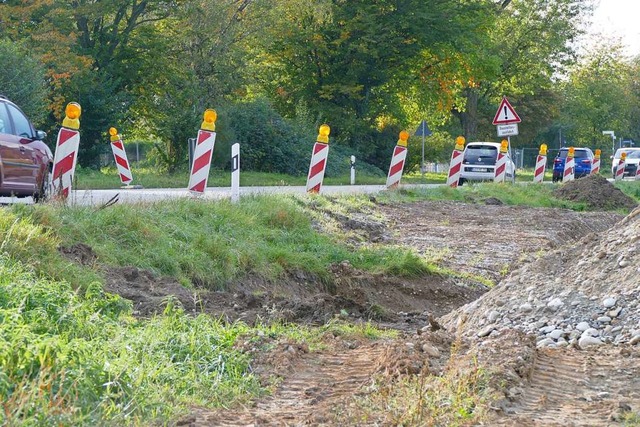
[
  {"left": 615, "top": 152, "right": 626, "bottom": 181},
  {"left": 563, "top": 147, "right": 575, "bottom": 182},
  {"left": 386, "top": 131, "right": 410, "bottom": 189},
  {"left": 494, "top": 139, "right": 509, "bottom": 183},
  {"left": 51, "top": 102, "right": 82, "bottom": 199},
  {"left": 188, "top": 109, "right": 217, "bottom": 194},
  {"left": 591, "top": 149, "right": 601, "bottom": 175},
  {"left": 109, "top": 127, "right": 133, "bottom": 186},
  {"left": 306, "top": 124, "right": 331, "bottom": 193},
  {"left": 446, "top": 136, "right": 466, "bottom": 188},
  {"left": 533, "top": 143, "right": 547, "bottom": 183}
]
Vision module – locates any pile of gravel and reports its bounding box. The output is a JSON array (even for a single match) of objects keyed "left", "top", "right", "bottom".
[
  {"left": 553, "top": 174, "right": 637, "bottom": 210},
  {"left": 441, "top": 206, "right": 640, "bottom": 349}
]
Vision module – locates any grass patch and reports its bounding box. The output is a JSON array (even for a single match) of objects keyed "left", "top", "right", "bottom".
[
  {"left": 615, "top": 181, "right": 640, "bottom": 202},
  {"left": 74, "top": 166, "right": 389, "bottom": 189},
  {"left": 378, "top": 182, "right": 589, "bottom": 210},
  {"left": 0, "top": 254, "right": 396, "bottom": 425},
  {"left": 9, "top": 194, "right": 437, "bottom": 290},
  {"left": 0, "top": 256, "right": 261, "bottom": 425}
]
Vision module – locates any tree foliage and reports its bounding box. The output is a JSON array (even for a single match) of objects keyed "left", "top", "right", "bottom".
[
  {"left": 1, "top": 0, "right": 638, "bottom": 172},
  {"left": 0, "top": 41, "right": 48, "bottom": 126}
]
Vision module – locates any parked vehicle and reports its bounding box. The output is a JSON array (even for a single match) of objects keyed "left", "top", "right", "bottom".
[
  {"left": 552, "top": 147, "right": 594, "bottom": 182},
  {"left": 0, "top": 95, "right": 52, "bottom": 201},
  {"left": 611, "top": 147, "right": 640, "bottom": 179},
  {"left": 459, "top": 142, "right": 516, "bottom": 185}
]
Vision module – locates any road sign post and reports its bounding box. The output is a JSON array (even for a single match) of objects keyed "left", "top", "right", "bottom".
[
  {"left": 492, "top": 97, "right": 521, "bottom": 163},
  {"left": 414, "top": 120, "right": 432, "bottom": 176}
]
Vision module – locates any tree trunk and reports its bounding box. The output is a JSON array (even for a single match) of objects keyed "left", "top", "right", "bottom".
[{"left": 463, "top": 89, "right": 479, "bottom": 141}]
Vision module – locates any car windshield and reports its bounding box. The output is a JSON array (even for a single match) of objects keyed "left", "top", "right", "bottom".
[
  {"left": 626, "top": 150, "right": 640, "bottom": 159},
  {"left": 614, "top": 149, "right": 640, "bottom": 159},
  {"left": 558, "top": 149, "right": 590, "bottom": 159},
  {"left": 464, "top": 146, "right": 498, "bottom": 162}
]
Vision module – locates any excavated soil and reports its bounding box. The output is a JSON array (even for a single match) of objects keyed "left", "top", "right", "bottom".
[
  {"left": 59, "top": 243, "right": 484, "bottom": 330},
  {"left": 378, "top": 200, "right": 623, "bottom": 284},
  {"left": 58, "top": 190, "right": 639, "bottom": 426},
  {"left": 553, "top": 174, "right": 638, "bottom": 210}
]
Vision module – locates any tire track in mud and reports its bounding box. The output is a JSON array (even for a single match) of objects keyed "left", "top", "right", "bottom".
[
  {"left": 185, "top": 343, "right": 389, "bottom": 426},
  {"left": 493, "top": 348, "right": 640, "bottom": 426}
]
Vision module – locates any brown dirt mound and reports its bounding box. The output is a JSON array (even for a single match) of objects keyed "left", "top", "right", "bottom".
[
  {"left": 59, "top": 244, "right": 484, "bottom": 330},
  {"left": 553, "top": 174, "right": 637, "bottom": 210}
]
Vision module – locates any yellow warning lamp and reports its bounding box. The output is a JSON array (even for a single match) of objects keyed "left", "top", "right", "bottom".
[
  {"left": 539, "top": 143, "right": 548, "bottom": 156},
  {"left": 568, "top": 147, "right": 575, "bottom": 157},
  {"left": 621, "top": 152, "right": 627, "bottom": 161},
  {"left": 595, "top": 149, "right": 601, "bottom": 159},
  {"left": 62, "top": 102, "right": 81, "bottom": 130},
  {"left": 109, "top": 127, "right": 120, "bottom": 142},
  {"left": 454, "top": 136, "right": 466, "bottom": 151},
  {"left": 398, "top": 130, "right": 409, "bottom": 147},
  {"left": 500, "top": 139, "right": 509, "bottom": 153},
  {"left": 201, "top": 109, "right": 217, "bottom": 131},
  {"left": 317, "top": 124, "right": 331, "bottom": 144}
]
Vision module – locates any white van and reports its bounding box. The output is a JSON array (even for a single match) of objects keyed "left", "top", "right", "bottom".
[{"left": 459, "top": 142, "right": 516, "bottom": 185}]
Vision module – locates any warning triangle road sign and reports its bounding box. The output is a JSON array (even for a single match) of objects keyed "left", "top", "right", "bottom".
[
  {"left": 414, "top": 119, "right": 432, "bottom": 137},
  {"left": 492, "top": 97, "right": 521, "bottom": 125}
]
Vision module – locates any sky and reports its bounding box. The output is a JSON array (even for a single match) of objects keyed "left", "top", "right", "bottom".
[{"left": 586, "top": 0, "right": 640, "bottom": 56}]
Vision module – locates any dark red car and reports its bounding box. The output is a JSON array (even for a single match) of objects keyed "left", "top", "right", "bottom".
[{"left": 0, "top": 96, "right": 52, "bottom": 201}]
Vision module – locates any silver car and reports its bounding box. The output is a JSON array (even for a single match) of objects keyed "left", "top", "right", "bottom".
[{"left": 459, "top": 142, "right": 516, "bottom": 185}]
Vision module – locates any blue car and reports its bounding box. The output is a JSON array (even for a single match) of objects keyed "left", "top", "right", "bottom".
[{"left": 552, "top": 148, "right": 594, "bottom": 182}]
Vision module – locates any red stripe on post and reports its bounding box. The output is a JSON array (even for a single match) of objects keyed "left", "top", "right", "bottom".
[
  {"left": 58, "top": 128, "right": 77, "bottom": 146},
  {"left": 190, "top": 179, "right": 206, "bottom": 193},
  {"left": 449, "top": 162, "right": 461, "bottom": 175},
  {"left": 112, "top": 140, "right": 124, "bottom": 151},
  {"left": 52, "top": 153, "right": 75, "bottom": 180},
  {"left": 197, "top": 131, "right": 213, "bottom": 145},
  {"left": 535, "top": 165, "right": 544, "bottom": 176},
  {"left": 495, "top": 164, "right": 506, "bottom": 176},
  {"left": 308, "top": 183, "right": 321, "bottom": 193},
  {"left": 191, "top": 149, "right": 212, "bottom": 174},
  {"left": 389, "top": 160, "right": 404, "bottom": 177},
  {"left": 313, "top": 143, "right": 328, "bottom": 155},
  {"left": 115, "top": 154, "right": 129, "bottom": 169},
  {"left": 309, "top": 158, "right": 326, "bottom": 179},
  {"left": 120, "top": 173, "right": 132, "bottom": 183}
]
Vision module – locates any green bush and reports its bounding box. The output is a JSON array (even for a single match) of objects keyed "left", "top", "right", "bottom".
[{"left": 212, "top": 98, "right": 384, "bottom": 178}]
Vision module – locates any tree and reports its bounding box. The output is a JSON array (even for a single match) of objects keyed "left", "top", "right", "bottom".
[
  {"left": 0, "top": 40, "right": 48, "bottom": 126},
  {"left": 452, "top": 0, "right": 592, "bottom": 142},
  {"left": 252, "top": 0, "right": 490, "bottom": 168},
  {"left": 558, "top": 43, "right": 639, "bottom": 155}
]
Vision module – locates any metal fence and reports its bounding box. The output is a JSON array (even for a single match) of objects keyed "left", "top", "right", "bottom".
[{"left": 513, "top": 148, "right": 612, "bottom": 171}]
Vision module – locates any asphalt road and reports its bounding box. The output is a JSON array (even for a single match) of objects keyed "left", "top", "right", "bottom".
[{"left": 0, "top": 184, "right": 441, "bottom": 207}]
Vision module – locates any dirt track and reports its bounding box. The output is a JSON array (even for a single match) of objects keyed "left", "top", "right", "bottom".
[
  {"left": 492, "top": 347, "right": 640, "bottom": 426},
  {"left": 174, "top": 200, "right": 640, "bottom": 426},
  {"left": 186, "top": 342, "right": 390, "bottom": 426}
]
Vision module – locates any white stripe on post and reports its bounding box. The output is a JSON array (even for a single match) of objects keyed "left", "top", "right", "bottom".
[{"left": 231, "top": 143, "right": 240, "bottom": 203}]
